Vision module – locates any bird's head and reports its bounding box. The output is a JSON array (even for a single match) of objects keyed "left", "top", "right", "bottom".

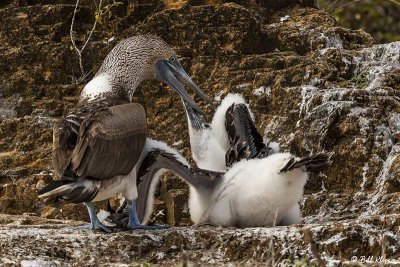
[{"left": 142, "top": 35, "right": 213, "bottom": 114}]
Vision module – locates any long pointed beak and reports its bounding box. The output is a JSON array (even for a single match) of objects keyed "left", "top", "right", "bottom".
[
  {"left": 156, "top": 59, "right": 204, "bottom": 114},
  {"left": 164, "top": 60, "right": 214, "bottom": 106}
]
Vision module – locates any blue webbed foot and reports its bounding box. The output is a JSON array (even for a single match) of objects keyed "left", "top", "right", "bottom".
[
  {"left": 126, "top": 199, "right": 170, "bottom": 231},
  {"left": 70, "top": 202, "right": 113, "bottom": 233}
]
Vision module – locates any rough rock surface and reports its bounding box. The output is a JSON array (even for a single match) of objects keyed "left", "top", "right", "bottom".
[
  {"left": 0, "top": 0, "right": 399, "bottom": 265},
  {"left": 1, "top": 213, "right": 399, "bottom": 266}
]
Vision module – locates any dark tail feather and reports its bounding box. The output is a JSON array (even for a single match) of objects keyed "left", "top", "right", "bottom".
[
  {"left": 37, "top": 180, "right": 74, "bottom": 204},
  {"left": 38, "top": 179, "right": 98, "bottom": 204},
  {"left": 38, "top": 180, "right": 73, "bottom": 196},
  {"left": 280, "top": 153, "right": 332, "bottom": 173}
]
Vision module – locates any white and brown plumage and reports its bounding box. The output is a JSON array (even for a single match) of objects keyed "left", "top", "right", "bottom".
[
  {"left": 81, "top": 35, "right": 211, "bottom": 110},
  {"left": 38, "top": 35, "right": 212, "bottom": 232}
]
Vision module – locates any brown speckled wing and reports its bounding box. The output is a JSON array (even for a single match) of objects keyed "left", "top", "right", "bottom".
[
  {"left": 52, "top": 101, "right": 147, "bottom": 181},
  {"left": 71, "top": 103, "right": 147, "bottom": 179},
  {"left": 52, "top": 120, "right": 76, "bottom": 180}
]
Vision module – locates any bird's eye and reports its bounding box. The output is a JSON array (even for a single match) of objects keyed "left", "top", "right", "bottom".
[{"left": 170, "top": 56, "right": 175, "bottom": 62}]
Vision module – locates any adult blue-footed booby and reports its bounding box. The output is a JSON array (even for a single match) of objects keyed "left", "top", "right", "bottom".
[
  {"left": 132, "top": 94, "right": 331, "bottom": 227},
  {"left": 38, "top": 35, "right": 212, "bottom": 232}
]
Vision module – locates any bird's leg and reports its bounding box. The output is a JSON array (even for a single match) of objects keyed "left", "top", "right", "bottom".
[
  {"left": 126, "top": 199, "right": 170, "bottom": 230},
  {"left": 76, "top": 202, "right": 113, "bottom": 233}
]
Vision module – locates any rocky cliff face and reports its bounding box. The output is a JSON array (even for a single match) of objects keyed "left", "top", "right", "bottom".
[{"left": 0, "top": 0, "right": 399, "bottom": 265}]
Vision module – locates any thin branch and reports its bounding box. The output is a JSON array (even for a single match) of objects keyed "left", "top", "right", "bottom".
[
  {"left": 81, "top": 0, "right": 102, "bottom": 53},
  {"left": 273, "top": 242, "right": 295, "bottom": 267},
  {"left": 379, "top": 202, "right": 389, "bottom": 267},
  {"left": 272, "top": 208, "right": 278, "bottom": 227},
  {"left": 265, "top": 238, "right": 275, "bottom": 267},
  {"left": 327, "top": 0, "right": 342, "bottom": 12},
  {"left": 327, "top": 0, "right": 400, "bottom": 13},
  {"left": 70, "top": 0, "right": 82, "bottom": 57},
  {"left": 303, "top": 228, "right": 326, "bottom": 267},
  {"left": 386, "top": 0, "right": 400, "bottom": 5},
  {"left": 332, "top": 0, "right": 362, "bottom": 12},
  {"left": 70, "top": 0, "right": 103, "bottom": 83}
]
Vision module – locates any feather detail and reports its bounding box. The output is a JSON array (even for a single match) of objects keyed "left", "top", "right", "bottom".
[
  {"left": 225, "top": 103, "right": 270, "bottom": 166},
  {"left": 52, "top": 99, "right": 147, "bottom": 180},
  {"left": 38, "top": 179, "right": 99, "bottom": 204},
  {"left": 136, "top": 148, "right": 224, "bottom": 223},
  {"left": 279, "top": 152, "right": 332, "bottom": 173}
]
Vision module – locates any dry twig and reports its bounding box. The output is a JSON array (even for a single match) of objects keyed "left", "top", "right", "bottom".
[
  {"left": 303, "top": 228, "right": 326, "bottom": 267},
  {"left": 70, "top": 0, "right": 102, "bottom": 83}
]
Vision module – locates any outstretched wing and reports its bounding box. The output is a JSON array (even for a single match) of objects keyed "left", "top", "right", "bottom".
[
  {"left": 136, "top": 149, "right": 224, "bottom": 223},
  {"left": 225, "top": 103, "right": 270, "bottom": 167},
  {"left": 53, "top": 102, "right": 147, "bottom": 180}
]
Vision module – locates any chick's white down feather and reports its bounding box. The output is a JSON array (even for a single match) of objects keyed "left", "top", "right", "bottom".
[
  {"left": 141, "top": 146, "right": 305, "bottom": 227},
  {"left": 139, "top": 94, "right": 305, "bottom": 227},
  {"left": 204, "top": 153, "right": 306, "bottom": 227},
  {"left": 189, "top": 94, "right": 302, "bottom": 226}
]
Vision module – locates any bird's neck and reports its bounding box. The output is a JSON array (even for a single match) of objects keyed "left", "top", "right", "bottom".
[
  {"left": 80, "top": 74, "right": 134, "bottom": 102},
  {"left": 80, "top": 74, "right": 114, "bottom": 100}
]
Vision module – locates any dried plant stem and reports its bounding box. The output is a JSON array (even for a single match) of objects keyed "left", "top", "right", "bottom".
[
  {"left": 333, "top": 0, "right": 362, "bottom": 11},
  {"left": 379, "top": 202, "right": 389, "bottom": 267},
  {"left": 70, "top": 0, "right": 103, "bottom": 83},
  {"left": 386, "top": 0, "right": 400, "bottom": 5},
  {"left": 265, "top": 238, "right": 275, "bottom": 267},
  {"left": 327, "top": 0, "right": 342, "bottom": 12},
  {"left": 303, "top": 228, "right": 326, "bottom": 267},
  {"left": 324, "top": 0, "right": 399, "bottom": 13}
]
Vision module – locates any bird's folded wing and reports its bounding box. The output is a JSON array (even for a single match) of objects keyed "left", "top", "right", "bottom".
[
  {"left": 224, "top": 103, "right": 268, "bottom": 166},
  {"left": 52, "top": 103, "right": 147, "bottom": 180},
  {"left": 136, "top": 148, "right": 224, "bottom": 223},
  {"left": 52, "top": 120, "right": 77, "bottom": 180}
]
